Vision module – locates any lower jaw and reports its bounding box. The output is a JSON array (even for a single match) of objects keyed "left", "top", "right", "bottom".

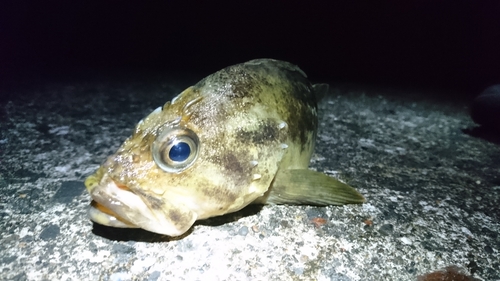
[{"left": 88, "top": 200, "right": 138, "bottom": 228}]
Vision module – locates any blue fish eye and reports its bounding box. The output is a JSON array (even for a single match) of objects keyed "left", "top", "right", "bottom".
[
  {"left": 169, "top": 142, "right": 191, "bottom": 162},
  {"left": 152, "top": 127, "right": 200, "bottom": 173}
]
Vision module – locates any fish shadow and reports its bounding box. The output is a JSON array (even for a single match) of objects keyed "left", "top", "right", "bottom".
[
  {"left": 91, "top": 204, "right": 263, "bottom": 242},
  {"left": 91, "top": 222, "right": 186, "bottom": 242},
  {"left": 195, "top": 204, "right": 263, "bottom": 227}
]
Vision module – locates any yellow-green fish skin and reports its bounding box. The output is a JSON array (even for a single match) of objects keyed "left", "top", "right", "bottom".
[{"left": 85, "top": 59, "right": 364, "bottom": 236}]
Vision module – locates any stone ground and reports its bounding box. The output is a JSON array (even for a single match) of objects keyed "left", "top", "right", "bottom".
[{"left": 0, "top": 76, "right": 499, "bottom": 281}]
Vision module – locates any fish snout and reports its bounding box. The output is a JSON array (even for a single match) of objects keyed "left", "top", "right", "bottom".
[{"left": 88, "top": 176, "right": 197, "bottom": 236}]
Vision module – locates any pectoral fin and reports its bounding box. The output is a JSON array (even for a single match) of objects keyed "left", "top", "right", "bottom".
[{"left": 258, "top": 169, "right": 365, "bottom": 205}]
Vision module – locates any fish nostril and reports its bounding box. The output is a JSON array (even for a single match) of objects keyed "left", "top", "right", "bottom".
[{"left": 132, "top": 154, "right": 140, "bottom": 163}]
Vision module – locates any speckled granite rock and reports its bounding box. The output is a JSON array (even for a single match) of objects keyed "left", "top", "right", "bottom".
[{"left": 0, "top": 80, "right": 499, "bottom": 281}]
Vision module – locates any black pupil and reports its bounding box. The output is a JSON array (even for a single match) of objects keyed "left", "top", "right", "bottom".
[{"left": 169, "top": 142, "right": 191, "bottom": 162}]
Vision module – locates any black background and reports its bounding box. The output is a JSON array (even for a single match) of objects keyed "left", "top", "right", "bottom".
[{"left": 1, "top": 1, "right": 499, "bottom": 99}]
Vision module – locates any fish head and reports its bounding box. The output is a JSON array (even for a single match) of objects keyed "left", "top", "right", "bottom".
[{"left": 85, "top": 79, "right": 291, "bottom": 236}]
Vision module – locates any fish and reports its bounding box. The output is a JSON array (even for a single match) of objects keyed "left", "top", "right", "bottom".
[{"left": 84, "top": 58, "right": 365, "bottom": 236}]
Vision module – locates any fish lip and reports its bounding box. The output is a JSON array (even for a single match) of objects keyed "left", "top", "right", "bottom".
[
  {"left": 88, "top": 200, "right": 138, "bottom": 228},
  {"left": 88, "top": 175, "right": 192, "bottom": 236}
]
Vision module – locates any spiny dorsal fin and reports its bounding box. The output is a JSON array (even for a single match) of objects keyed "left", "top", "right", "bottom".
[{"left": 261, "top": 169, "right": 365, "bottom": 205}]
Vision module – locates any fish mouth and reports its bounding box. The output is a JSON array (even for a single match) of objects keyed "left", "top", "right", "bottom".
[
  {"left": 88, "top": 200, "right": 138, "bottom": 229},
  {"left": 88, "top": 174, "right": 196, "bottom": 236}
]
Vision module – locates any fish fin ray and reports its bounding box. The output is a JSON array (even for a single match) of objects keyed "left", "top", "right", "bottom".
[{"left": 262, "top": 169, "right": 365, "bottom": 205}]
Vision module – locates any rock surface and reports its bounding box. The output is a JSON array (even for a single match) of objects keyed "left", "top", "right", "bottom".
[{"left": 1, "top": 79, "right": 499, "bottom": 280}]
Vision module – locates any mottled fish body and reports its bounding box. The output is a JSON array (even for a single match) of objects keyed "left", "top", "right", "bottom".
[{"left": 85, "top": 59, "right": 364, "bottom": 236}]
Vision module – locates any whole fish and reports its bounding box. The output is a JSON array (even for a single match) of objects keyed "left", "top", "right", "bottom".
[{"left": 85, "top": 59, "right": 365, "bottom": 236}]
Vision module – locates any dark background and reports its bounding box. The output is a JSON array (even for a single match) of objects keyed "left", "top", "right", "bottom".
[{"left": 1, "top": 1, "right": 499, "bottom": 99}]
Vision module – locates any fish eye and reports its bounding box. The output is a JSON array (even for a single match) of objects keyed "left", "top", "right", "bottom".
[
  {"left": 169, "top": 142, "right": 191, "bottom": 162},
  {"left": 152, "top": 127, "right": 199, "bottom": 173}
]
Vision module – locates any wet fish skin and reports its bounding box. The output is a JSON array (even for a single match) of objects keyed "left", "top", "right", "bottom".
[{"left": 85, "top": 59, "right": 365, "bottom": 236}]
